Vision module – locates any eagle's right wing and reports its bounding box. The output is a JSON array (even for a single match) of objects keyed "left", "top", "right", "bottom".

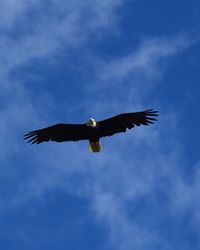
[
  {"left": 24, "top": 123, "right": 89, "bottom": 144},
  {"left": 98, "top": 109, "right": 158, "bottom": 138}
]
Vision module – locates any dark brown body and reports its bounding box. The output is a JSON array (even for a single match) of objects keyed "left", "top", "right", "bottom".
[
  {"left": 88, "top": 123, "right": 99, "bottom": 143},
  {"left": 87, "top": 124, "right": 102, "bottom": 152}
]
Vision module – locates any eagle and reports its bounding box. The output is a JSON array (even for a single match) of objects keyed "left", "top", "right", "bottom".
[{"left": 24, "top": 109, "right": 158, "bottom": 152}]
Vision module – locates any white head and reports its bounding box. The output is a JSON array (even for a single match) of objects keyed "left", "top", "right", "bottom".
[{"left": 87, "top": 118, "right": 96, "bottom": 127}]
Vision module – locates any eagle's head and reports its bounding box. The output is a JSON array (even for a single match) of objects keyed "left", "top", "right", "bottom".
[{"left": 87, "top": 118, "right": 96, "bottom": 127}]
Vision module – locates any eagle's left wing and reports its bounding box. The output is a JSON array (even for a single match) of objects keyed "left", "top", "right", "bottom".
[
  {"left": 24, "top": 123, "right": 89, "bottom": 144},
  {"left": 98, "top": 109, "right": 158, "bottom": 138}
]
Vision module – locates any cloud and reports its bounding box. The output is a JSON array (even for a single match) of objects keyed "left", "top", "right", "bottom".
[
  {"left": 0, "top": 1, "right": 199, "bottom": 250},
  {"left": 0, "top": 0, "right": 35, "bottom": 28},
  {"left": 85, "top": 33, "right": 193, "bottom": 116},
  {"left": 0, "top": 0, "right": 125, "bottom": 78},
  {"left": 0, "top": 36, "right": 195, "bottom": 250},
  {"left": 100, "top": 34, "right": 191, "bottom": 80},
  {"left": 92, "top": 191, "right": 156, "bottom": 250},
  {"left": 170, "top": 162, "right": 200, "bottom": 224}
]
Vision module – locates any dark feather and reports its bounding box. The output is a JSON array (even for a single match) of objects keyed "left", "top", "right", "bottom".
[
  {"left": 98, "top": 109, "right": 158, "bottom": 138},
  {"left": 24, "top": 124, "right": 89, "bottom": 144}
]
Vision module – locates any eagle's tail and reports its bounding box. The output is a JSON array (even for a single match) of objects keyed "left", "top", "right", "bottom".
[{"left": 89, "top": 141, "right": 102, "bottom": 153}]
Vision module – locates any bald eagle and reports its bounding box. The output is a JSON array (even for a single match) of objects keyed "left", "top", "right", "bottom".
[{"left": 24, "top": 109, "right": 158, "bottom": 152}]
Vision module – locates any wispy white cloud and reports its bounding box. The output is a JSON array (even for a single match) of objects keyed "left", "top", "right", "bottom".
[
  {"left": 92, "top": 191, "right": 156, "bottom": 250},
  {"left": 0, "top": 0, "right": 125, "bottom": 78},
  {"left": 170, "top": 162, "right": 200, "bottom": 225},
  {"left": 0, "top": 1, "right": 199, "bottom": 250},
  {"left": 0, "top": 0, "right": 35, "bottom": 28},
  {"left": 85, "top": 33, "right": 193, "bottom": 116},
  {"left": 100, "top": 34, "right": 191, "bottom": 81}
]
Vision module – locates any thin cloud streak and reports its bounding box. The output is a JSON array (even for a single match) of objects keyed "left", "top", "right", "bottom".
[
  {"left": 86, "top": 33, "right": 193, "bottom": 116},
  {"left": 99, "top": 34, "right": 192, "bottom": 83}
]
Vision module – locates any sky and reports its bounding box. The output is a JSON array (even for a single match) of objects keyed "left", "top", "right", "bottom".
[{"left": 0, "top": 0, "right": 200, "bottom": 249}]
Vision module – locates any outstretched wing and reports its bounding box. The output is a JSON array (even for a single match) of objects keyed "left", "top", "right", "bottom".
[
  {"left": 24, "top": 123, "right": 89, "bottom": 144},
  {"left": 98, "top": 109, "right": 158, "bottom": 138}
]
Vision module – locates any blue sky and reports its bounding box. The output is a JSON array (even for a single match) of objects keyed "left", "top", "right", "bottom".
[{"left": 0, "top": 0, "right": 200, "bottom": 249}]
